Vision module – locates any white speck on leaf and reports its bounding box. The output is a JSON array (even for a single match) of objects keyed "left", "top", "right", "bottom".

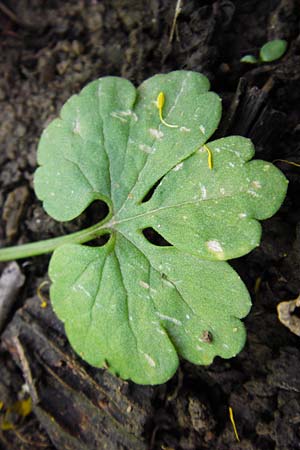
[
  {"left": 139, "top": 144, "right": 153, "bottom": 154},
  {"left": 120, "top": 110, "right": 138, "bottom": 121},
  {"left": 140, "top": 351, "right": 156, "bottom": 367},
  {"left": 200, "top": 185, "right": 207, "bottom": 199},
  {"left": 252, "top": 180, "right": 262, "bottom": 189},
  {"left": 110, "top": 111, "right": 128, "bottom": 123},
  {"left": 162, "top": 279, "right": 175, "bottom": 288},
  {"left": 180, "top": 126, "right": 191, "bottom": 132},
  {"left": 173, "top": 162, "right": 183, "bottom": 171},
  {"left": 73, "top": 284, "right": 92, "bottom": 298},
  {"left": 247, "top": 188, "right": 259, "bottom": 198},
  {"left": 73, "top": 117, "right": 81, "bottom": 134},
  {"left": 110, "top": 110, "right": 138, "bottom": 123},
  {"left": 139, "top": 280, "right": 150, "bottom": 289},
  {"left": 200, "top": 125, "right": 206, "bottom": 134},
  {"left": 156, "top": 312, "right": 182, "bottom": 326},
  {"left": 238, "top": 213, "right": 247, "bottom": 218},
  {"left": 206, "top": 240, "right": 224, "bottom": 257},
  {"left": 149, "top": 128, "right": 164, "bottom": 139}
]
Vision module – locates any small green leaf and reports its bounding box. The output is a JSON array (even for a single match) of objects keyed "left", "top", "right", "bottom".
[
  {"left": 34, "top": 71, "right": 288, "bottom": 384},
  {"left": 240, "top": 55, "right": 258, "bottom": 64},
  {"left": 259, "top": 39, "right": 287, "bottom": 62}
]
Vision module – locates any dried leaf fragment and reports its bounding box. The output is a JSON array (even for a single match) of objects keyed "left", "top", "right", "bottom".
[{"left": 277, "top": 295, "right": 300, "bottom": 337}]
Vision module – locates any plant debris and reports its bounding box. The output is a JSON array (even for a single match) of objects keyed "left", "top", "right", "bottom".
[{"left": 277, "top": 294, "right": 300, "bottom": 337}]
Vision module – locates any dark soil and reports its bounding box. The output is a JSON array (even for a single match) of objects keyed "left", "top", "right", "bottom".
[{"left": 1, "top": 1, "right": 300, "bottom": 449}]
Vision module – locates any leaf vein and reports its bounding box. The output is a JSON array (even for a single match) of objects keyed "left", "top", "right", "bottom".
[
  {"left": 113, "top": 248, "right": 147, "bottom": 377},
  {"left": 63, "top": 157, "right": 95, "bottom": 192},
  {"left": 117, "top": 233, "right": 212, "bottom": 346},
  {"left": 116, "top": 75, "right": 194, "bottom": 216},
  {"left": 97, "top": 86, "right": 112, "bottom": 199}
]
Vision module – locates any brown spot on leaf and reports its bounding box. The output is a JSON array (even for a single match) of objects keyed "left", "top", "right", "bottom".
[{"left": 201, "top": 331, "right": 213, "bottom": 343}]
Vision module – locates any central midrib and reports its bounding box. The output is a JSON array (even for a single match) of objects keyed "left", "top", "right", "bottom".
[{"left": 105, "top": 191, "right": 239, "bottom": 229}]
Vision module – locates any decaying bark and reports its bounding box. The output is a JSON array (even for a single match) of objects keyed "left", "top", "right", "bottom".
[
  {"left": 217, "top": 77, "right": 286, "bottom": 152},
  {"left": 1, "top": 296, "right": 153, "bottom": 450}
]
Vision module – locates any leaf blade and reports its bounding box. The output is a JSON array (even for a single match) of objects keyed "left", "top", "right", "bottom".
[
  {"left": 50, "top": 241, "right": 180, "bottom": 384},
  {"left": 35, "top": 71, "right": 288, "bottom": 384}
]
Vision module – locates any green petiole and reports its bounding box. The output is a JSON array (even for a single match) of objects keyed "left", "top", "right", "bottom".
[{"left": 0, "top": 220, "right": 110, "bottom": 262}]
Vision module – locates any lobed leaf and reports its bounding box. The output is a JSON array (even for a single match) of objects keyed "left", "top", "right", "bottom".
[{"left": 34, "top": 71, "right": 288, "bottom": 384}]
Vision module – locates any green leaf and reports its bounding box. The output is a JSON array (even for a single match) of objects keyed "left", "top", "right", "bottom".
[
  {"left": 240, "top": 55, "right": 258, "bottom": 64},
  {"left": 259, "top": 39, "right": 287, "bottom": 62},
  {"left": 34, "top": 71, "right": 288, "bottom": 384}
]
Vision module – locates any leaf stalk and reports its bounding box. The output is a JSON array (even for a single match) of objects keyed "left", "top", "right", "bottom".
[{"left": 0, "top": 220, "right": 110, "bottom": 262}]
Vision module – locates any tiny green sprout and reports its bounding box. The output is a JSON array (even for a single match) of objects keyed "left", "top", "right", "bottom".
[
  {"left": 259, "top": 39, "right": 288, "bottom": 62},
  {"left": 240, "top": 55, "right": 258, "bottom": 64},
  {"left": 241, "top": 39, "right": 287, "bottom": 64},
  {"left": 0, "top": 71, "right": 288, "bottom": 385}
]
